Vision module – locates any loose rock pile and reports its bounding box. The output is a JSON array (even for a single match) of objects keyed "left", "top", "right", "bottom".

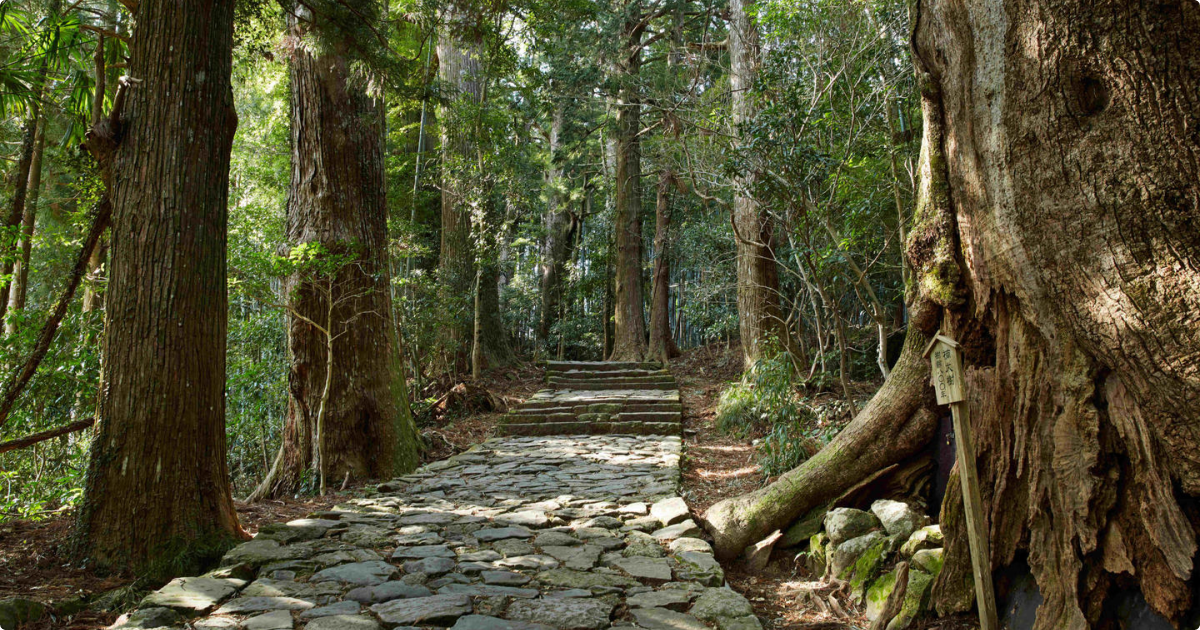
[
  {"left": 499, "top": 363, "right": 681, "bottom": 437},
  {"left": 112, "top": 435, "right": 760, "bottom": 630},
  {"left": 801, "top": 500, "right": 943, "bottom": 630}
]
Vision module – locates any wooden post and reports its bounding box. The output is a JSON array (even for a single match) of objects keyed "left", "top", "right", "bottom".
[{"left": 924, "top": 334, "right": 998, "bottom": 630}]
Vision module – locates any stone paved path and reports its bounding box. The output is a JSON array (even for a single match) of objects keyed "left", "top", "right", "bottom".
[{"left": 116, "top": 365, "right": 758, "bottom": 630}]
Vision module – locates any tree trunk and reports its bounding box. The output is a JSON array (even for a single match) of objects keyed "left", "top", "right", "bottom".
[
  {"left": 251, "top": 2, "right": 421, "bottom": 499},
  {"left": 648, "top": 169, "right": 679, "bottom": 364},
  {"left": 73, "top": 0, "right": 244, "bottom": 573},
  {"left": 910, "top": 1, "right": 1200, "bottom": 627},
  {"left": 608, "top": 9, "right": 649, "bottom": 362},
  {"left": 729, "top": 0, "right": 786, "bottom": 371},
  {"left": 437, "top": 21, "right": 483, "bottom": 372},
  {"left": 539, "top": 106, "right": 577, "bottom": 345},
  {"left": 6, "top": 120, "right": 46, "bottom": 333}
]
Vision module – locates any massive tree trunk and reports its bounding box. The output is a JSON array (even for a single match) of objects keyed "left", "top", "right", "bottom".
[
  {"left": 728, "top": 0, "right": 785, "bottom": 371},
  {"left": 911, "top": 1, "right": 1200, "bottom": 627},
  {"left": 251, "top": 1, "right": 421, "bottom": 500},
  {"left": 538, "top": 106, "right": 577, "bottom": 345},
  {"left": 73, "top": 0, "right": 243, "bottom": 573},
  {"left": 6, "top": 119, "right": 46, "bottom": 333},
  {"left": 708, "top": 2, "right": 1200, "bottom": 629},
  {"left": 437, "top": 20, "right": 483, "bottom": 372},
  {"left": 609, "top": 13, "right": 649, "bottom": 362},
  {"left": 648, "top": 169, "right": 679, "bottom": 364}
]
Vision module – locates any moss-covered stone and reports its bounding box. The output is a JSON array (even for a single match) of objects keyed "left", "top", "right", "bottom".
[
  {"left": 780, "top": 504, "right": 831, "bottom": 548},
  {"left": 887, "top": 570, "right": 934, "bottom": 630},
  {"left": 910, "top": 548, "right": 943, "bottom": 576},
  {"left": 899, "top": 525, "right": 943, "bottom": 558},
  {"left": 803, "top": 533, "right": 827, "bottom": 577},
  {"left": 846, "top": 536, "right": 893, "bottom": 597},
  {"left": 864, "top": 569, "right": 898, "bottom": 622}
]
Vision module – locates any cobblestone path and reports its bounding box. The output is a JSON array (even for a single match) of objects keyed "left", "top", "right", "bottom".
[{"left": 116, "top": 365, "right": 761, "bottom": 630}]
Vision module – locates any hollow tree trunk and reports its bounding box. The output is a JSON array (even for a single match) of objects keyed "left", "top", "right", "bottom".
[
  {"left": 608, "top": 13, "right": 649, "bottom": 362},
  {"left": 73, "top": 0, "right": 244, "bottom": 573},
  {"left": 729, "top": 0, "right": 786, "bottom": 371},
  {"left": 251, "top": 2, "right": 421, "bottom": 500},
  {"left": 648, "top": 169, "right": 679, "bottom": 364},
  {"left": 6, "top": 120, "right": 46, "bottom": 333},
  {"left": 911, "top": 1, "right": 1200, "bottom": 627},
  {"left": 438, "top": 20, "right": 483, "bottom": 372},
  {"left": 539, "top": 106, "right": 578, "bottom": 345}
]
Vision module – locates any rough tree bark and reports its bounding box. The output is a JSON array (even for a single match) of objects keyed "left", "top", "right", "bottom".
[
  {"left": 438, "top": 17, "right": 483, "bottom": 371},
  {"left": 648, "top": 169, "right": 680, "bottom": 364},
  {"left": 911, "top": 1, "right": 1200, "bottom": 628},
  {"left": 73, "top": 0, "right": 244, "bottom": 573},
  {"left": 6, "top": 120, "right": 46, "bottom": 333},
  {"left": 250, "top": 0, "right": 421, "bottom": 500},
  {"left": 538, "top": 106, "right": 578, "bottom": 345},
  {"left": 729, "top": 0, "right": 786, "bottom": 371},
  {"left": 609, "top": 10, "right": 649, "bottom": 363}
]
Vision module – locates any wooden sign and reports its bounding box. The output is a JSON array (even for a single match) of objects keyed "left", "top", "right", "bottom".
[
  {"left": 924, "top": 334, "right": 964, "bottom": 405},
  {"left": 924, "top": 333, "right": 998, "bottom": 630}
]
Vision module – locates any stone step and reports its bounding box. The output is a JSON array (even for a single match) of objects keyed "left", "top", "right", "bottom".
[
  {"left": 546, "top": 361, "right": 663, "bottom": 372},
  {"left": 498, "top": 421, "right": 681, "bottom": 437},
  {"left": 616, "top": 411, "right": 682, "bottom": 423},
  {"left": 518, "top": 399, "right": 681, "bottom": 412},
  {"left": 547, "top": 369, "right": 669, "bottom": 379},
  {"left": 550, "top": 381, "right": 676, "bottom": 391},
  {"left": 547, "top": 378, "right": 676, "bottom": 389}
]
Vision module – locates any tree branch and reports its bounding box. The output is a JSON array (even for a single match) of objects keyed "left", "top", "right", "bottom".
[{"left": 0, "top": 418, "right": 95, "bottom": 455}]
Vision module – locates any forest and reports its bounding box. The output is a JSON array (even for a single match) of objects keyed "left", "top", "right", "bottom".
[{"left": 0, "top": 0, "right": 1195, "bottom": 628}]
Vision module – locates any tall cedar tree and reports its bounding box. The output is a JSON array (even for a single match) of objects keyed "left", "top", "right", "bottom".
[
  {"left": 729, "top": 0, "right": 786, "bottom": 371},
  {"left": 74, "top": 0, "right": 244, "bottom": 571},
  {"left": 251, "top": 0, "right": 421, "bottom": 499}
]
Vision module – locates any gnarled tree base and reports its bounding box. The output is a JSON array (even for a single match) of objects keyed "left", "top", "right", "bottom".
[{"left": 701, "top": 324, "right": 938, "bottom": 560}]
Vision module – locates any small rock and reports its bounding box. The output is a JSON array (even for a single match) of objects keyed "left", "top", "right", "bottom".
[
  {"left": 716, "top": 616, "right": 762, "bottom": 630},
  {"left": 475, "top": 527, "right": 535, "bottom": 542},
  {"left": 460, "top": 549, "right": 505, "bottom": 562},
  {"left": 611, "top": 557, "right": 673, "bottom": 581},
  {"left": 505, "top": 598, "right": 614, "bottom": 630},
  {"left": 214, "top": 597, "right": 316, "bottom": 615},
  {"left": 911, "top": 548, "right": 944, "bottom": 576},
  {"left": 346, "top": 582, "right": 433, "bottom": 604},
  {"left": 452, "top": 615, "right": 554, "bottom": 630},
  {"left": 623, "top": 531, "right": 665, "bottom": 558},
  {"left": 393, "top": 545, "right": 456, "bottom": 560},
  {"left": 824, "top": 508, "right": 881, "bottom": 546},
  {"left": 668, "top": 538, "right": 712, "bottom": 555},
  {"left": 742, "top": 531, "right": 782, "bottom": 573},
  {"left": 651, "top": 520, "right": 701, "bottom": 541},
  {"left": 371, "top": 594, "right": 474, "bottom": 626},
  {"left": 111, "top": 607, "right": 179, "bottom": 629},
  {"left": 241, "top": 609, "right": 294, "bottom": 630},
  {"left": 650, "top": 498, "right": 689, "bottom": 527},
  {"left": 625, "top": 590, "right": 693, "bottom": 610},
  {"left": 630, "top": 607, "right": 707, "bottom": 630},
  {"left": 311, "top": 561, "right": 397, "bottom": 586},
  {"left": 193, "top": 615, "right": 240, "bottom": 629},
  {"left": 496, "top": 555, "right": 559, "bottom": 570},
  {"left": 542, "top": 545, "right": 603, "bottom": 570},
  {"left": 672, "top": 551, "right": 724, "bottom": 586},
  {"left": 534, "top": 531, "right": 581, "bottom": 548},
  {"left": 689, "top": 588, "right": 754, "bottom": 621},
  {"left": 899, "top": 525, "right": 943, "bottom": 558},
  {"left": 492, "top": 539, "right": 536, "bottom": 556},
  {"left": 481, "top": 571, "right": 533, "bottom": 586},
  {"left": 831, "top": 531, "right": 885, "bottom": 580},
  {"left": 301, "top": 600, "right": 362, "bottom": 618},
  {"left": 305, "top": 615, "right": 383, "bottom": 630},
  {"left": 870, "top": 500, "right": 929, "bottom": 540},
  {"left": 140, "top": 577, "right": 242, "bottom": 613},
  {"left": 497, "top": 511, "right": 550, "bottom": 528},
  {"left": 404, "top": 557, "right": 457, "bottom": 576}
]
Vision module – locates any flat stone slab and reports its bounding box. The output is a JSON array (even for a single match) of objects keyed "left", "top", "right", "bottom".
[
  {"left": 611, "top": 556, "right": 673, "bottom": 581},
  {"left": 140, "top": 577, "right": 242, "bottom": 612},
  {"left": 214, "top": 596, "right": 316, "bottom": 615},
  {"left": 631, "top": 607, "right": 709, "bottom": 630},
  {"left": 453, "top": 615, "right": 555, "bottom": 630},
  {"left": 505, "top": 598, "right": 614, "bottom": 630},
  {"left": 371, "top": 594, "right": 474, "bottom": 626},
  {"left": 310, "top": 561, "right": 397, "bottom": 586}
]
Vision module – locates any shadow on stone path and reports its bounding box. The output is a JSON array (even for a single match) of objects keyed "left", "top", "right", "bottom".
[{"left": 114, "top": 367, "right": 762, "bottom": 630}]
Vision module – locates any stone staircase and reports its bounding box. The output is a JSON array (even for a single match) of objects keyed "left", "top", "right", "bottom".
[{"left": 499, "top": 361, "right": 682, "bottom": 436}]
